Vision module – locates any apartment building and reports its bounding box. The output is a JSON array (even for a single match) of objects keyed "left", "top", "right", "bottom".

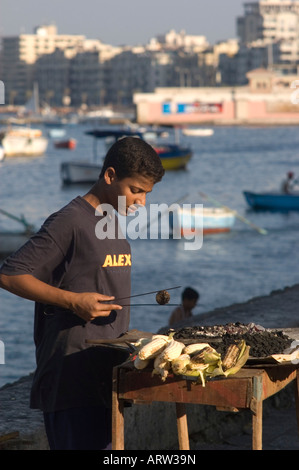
[
  {"left": 1, "top": 24, "right": 121, "bottom": 106},
  {"left": 219, "top": 39, "right": 281, "bottom": 85},
  {"left": 2, "top": 25, "right": 86, "bottom": 104},
  {"left": 237, "top": 0, "right": 299, "bottom": 62}
]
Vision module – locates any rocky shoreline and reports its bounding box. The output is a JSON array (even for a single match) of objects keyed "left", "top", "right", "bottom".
[{"left": 1, "top": 283, "right": 299, "bottom": 450}]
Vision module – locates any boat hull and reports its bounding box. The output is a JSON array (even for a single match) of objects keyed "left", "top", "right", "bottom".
[
  {"left": 182, "top": 128, "right": 214, "bottom": 137},
  {"left": 171, "top": 206, "right": 236, "bottom": 236},
  {"left": 61, "top": 162, "right": 101, "bottom": 184},
  {"left": 243, "top": 191, "right": 299, "bottom": 211},
  {"left": 2, "top": 135, "right": 48, "bottom": 156},
  {"left": 54, "top": 138, "right": 76, "bottom": 149},
  {"left": 0, "top": 127, "right": 48, "bottom": 157},
  {"left": 0, "top": 231, "right": 32, "bottom": 258},
  {"left": 154, "top": 145, "right": 192, "bottom": 170}
]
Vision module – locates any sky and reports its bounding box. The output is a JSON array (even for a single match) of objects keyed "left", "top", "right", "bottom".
[{"left": 0, "top": 0, "right": 247, "bottom": 46}]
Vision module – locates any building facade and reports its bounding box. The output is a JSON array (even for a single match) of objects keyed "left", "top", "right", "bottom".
[
  {"left": 133, "top": 69, "right": 299, "bottom": 126},
  {"left": 237, "top": 0, "right": 299, "bottom": 62}
]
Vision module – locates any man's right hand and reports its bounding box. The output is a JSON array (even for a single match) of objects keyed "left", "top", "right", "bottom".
[{"left": 71, "top": 292, "right": 123, "bottom": 322}]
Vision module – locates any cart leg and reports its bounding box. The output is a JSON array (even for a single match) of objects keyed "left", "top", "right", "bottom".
[
  {"left": 112, "top": 367, "right": 125, "bottom": 450},
  {"left": 175, "top": 403, "right": 190, "bottom": 450},
  {"left": 251, "top": 397, "right": 263, "bottom": 450},
  {"left": 294, "top": 369, "right": 299, "bottom": 438}
]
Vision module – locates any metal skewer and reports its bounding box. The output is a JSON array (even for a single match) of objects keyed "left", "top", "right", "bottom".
[
  {"left": 113, "top": 285, "right": 181, "bottom": 302},
  {"left": 119, "top": 303, "right": 180, "bottom": 307}
]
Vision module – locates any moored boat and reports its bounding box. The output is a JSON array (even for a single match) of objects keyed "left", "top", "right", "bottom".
[
  {"left": 54, "top": 138, "right": 76, "bottom": 150},
  {"left": 0, "top": 145, "right": 5, "bottom": 161},
  {"left": 0, "top": 126, "right": 48, "bottom": 157},
  {"left": 48, "top": 128, "right": 66, "bottom": 139},
  {"left": 182, "top": 128, "right": 214, "bottom": 137},
  {"left": 61, "top": 161, "right": 101, "bottom": 185},
  {"left": 0, "top": 208, "right": 36, "bottom": 258},
  {"left": 153, "top": 144, "right": 192, "bottom": 170},
  {"left": 170, "top": 206, "right": 236, "bottom": 236},
  {"left": 0, "top": 230, "right": 33, "bottom": 259},
  {"left": 243, "top": 191, "right": 299, "bottom": 211}
]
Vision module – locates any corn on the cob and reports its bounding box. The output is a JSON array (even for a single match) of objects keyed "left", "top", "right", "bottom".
[
  {"left": 171, "top": 353, "right": 191, "bottom": 375},
  {"left": 222, "top": 340, "right": 245, "bottom": 371},
  {"left": 152, "top": 353, "right": 171, "bottom": 381},
  {"left": 134, "top": 355, "right": 150, "bottom": 370},
  {"left": 159, "top": 339, "right": 185, "bottom": 361},
  {"left": 133, "top": 337, "right": 152, "bottom": 350},
  {"left": 138, "top": 335, "right": 169, "bottom": 360},
  {"left": 135, "top": 334, "right": 170, "bottom": 348},
  {"left": 190, "top": 346, "right": 221, "bottom": 366},
  {"left": 183, "top": 343, "right": 210, "bottom": 356},
  {"left": 223, "top": 344, "right": 250, "bottom": 376}
]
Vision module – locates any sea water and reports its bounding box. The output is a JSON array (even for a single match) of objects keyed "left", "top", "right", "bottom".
[{"left": 0, "top": 123, "right": 299, "bottom": 387}]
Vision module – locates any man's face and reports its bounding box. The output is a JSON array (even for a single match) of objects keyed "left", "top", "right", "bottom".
[{"left": 105, "top": 169, "right": 155, "bottom": 216}]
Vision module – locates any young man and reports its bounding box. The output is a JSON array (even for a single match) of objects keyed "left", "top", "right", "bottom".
[
  {"left": 0, "top": 136, "right": 165, "bottom": 450},
  {"left": 168, "top": 287, "right": 199, "bottom": 326}
]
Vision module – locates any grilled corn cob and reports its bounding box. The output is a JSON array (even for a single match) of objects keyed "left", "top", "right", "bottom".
[
  {"left": 222, "top": 340, "right": 245, "bottom": 371},
  {"left": 160, "top": 339, "right": 185, "bottom": 361},
  {"left": 171, "top": 353, "right": 191, "bottom": 375},
  {"left": 190, "top": 346, "right": 221, "bottom": 365},
  {"left": 138, "top": 335, "right": 170, "bottom": 360},
  {"left": 223, "top": 344, "right": 250, "bottom": 376},
  {"left": 134, "top": 355, "right": 150, "bottom": 370},
  {"left": 183, "top": 343, "right": 211, "bottom": 356},
  {"left": 152, "top": 353, "right": 171, "bottom": 381}
]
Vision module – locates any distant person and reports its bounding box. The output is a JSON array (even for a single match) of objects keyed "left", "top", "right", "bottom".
[
  {"left": 281, "top": 172, "right": 295, "bottom": 194},
  {"left": 168, "top": 287, "right": 199, "bottom": 326}
]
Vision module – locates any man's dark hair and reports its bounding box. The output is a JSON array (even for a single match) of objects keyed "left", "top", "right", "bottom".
[
  {"left": 182, "top": 287, "right": 199, "bottom": 301},
  {"left": 99, "top": 136, "right": 165, "bottom": 183}
]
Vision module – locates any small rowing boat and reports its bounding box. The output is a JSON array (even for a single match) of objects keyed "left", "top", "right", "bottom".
[
  {"left": 243, "top": 191, "right": 299, "bottom": 211},
  {"left": 170, "top": 206, "right": 236, "bottom": 236}
]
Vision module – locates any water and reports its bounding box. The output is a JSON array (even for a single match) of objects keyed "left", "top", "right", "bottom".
[{"left": 1, "top": 123, "right": 299, "bottom": 387}]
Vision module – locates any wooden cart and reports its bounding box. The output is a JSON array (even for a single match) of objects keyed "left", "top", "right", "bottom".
[{"left": 112, "top": 362, "right": 299, "bottom": 450}]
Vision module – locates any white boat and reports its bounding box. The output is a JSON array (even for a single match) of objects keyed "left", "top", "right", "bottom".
[
  {"left": 0, "top": 127, "right": 48, "bottom": 157},
  {"left": 61, "top": 161, "right": 101, "bottom": 185},
  {"left": 0, "top": 208, "right": 36, "bottom": 257},
  {"left": 0, "top": 230, "right": 32, "bottom": 259},
  {"left": 182, "top": 128, "right": 214, "bottom": 137},
  {"left": 0, "top": 145, "right": 5, "bottom": 161},
  {"left": 171, "top": 206, "right": 236, "bottom": 236},
  {"left": 48, "top": 128, "right": 66, "bottom": 139}
]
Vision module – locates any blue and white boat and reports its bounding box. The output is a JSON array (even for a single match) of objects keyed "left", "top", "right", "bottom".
[
  {"left": 171, "top": 206, "right": 236, "bottom": 236},
  {"left": 243, "top": 191, "right": 299, "bottom": 211}
]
